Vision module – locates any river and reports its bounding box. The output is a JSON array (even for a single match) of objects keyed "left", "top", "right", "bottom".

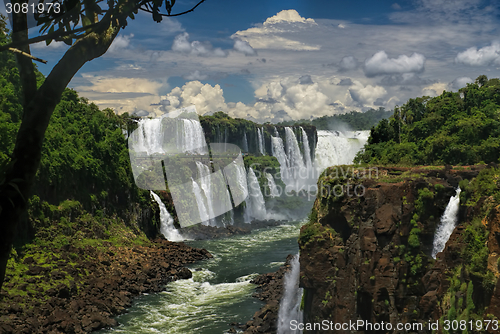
[{"left": 97, "top": 221, "right": 304, "bottom": 333}]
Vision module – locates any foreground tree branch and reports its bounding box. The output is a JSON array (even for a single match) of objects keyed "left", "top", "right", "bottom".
[
  {"left": 0, "top": 17, "right": 120, "bottom": 291},
  {"left": 0, "top": 0, "right": 206, "bottom": 292}
]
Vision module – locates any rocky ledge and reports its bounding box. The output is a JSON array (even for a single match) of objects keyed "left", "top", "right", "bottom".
[{"left": 0, "top": 238, "right": 211, "bottom": 334}]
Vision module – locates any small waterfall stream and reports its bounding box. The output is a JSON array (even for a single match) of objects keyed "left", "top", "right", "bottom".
[
  {"left": 196, "top": 162, "right": 217, "bottom": 226},
  {"left": 432, "top": 187, "right": 461, "bottom": 258},
  {"left": 192, "top": 178, "right": 211, "bottom": 224},
  {"left": 265, "top": 172, "right": 280, "bottom": 198},
  {"left": 257, "top": 128, "right": 265, "bottom": 155},
  {"left": 277, "top": 254, "right": 303, "bottom": 334},
  {"left": 150, "top": 191, "right": 184, "bottom": 242},
  {"left": 300, "top": 127, "right": 312, "bottom": 170},
  {"left": 246, "top": 167, "right": 267, "bottom": 220}
]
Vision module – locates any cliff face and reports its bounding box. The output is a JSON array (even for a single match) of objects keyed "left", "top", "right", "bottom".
[{"left": 299, "top": 165, "right": 500, "bottom": 333}]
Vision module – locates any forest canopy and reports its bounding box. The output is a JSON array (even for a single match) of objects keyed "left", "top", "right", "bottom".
[{"left": 355, "top": 75, "right": 500, "bottom": 166}]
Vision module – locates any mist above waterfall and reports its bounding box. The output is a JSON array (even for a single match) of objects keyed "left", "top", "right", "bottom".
[{"left": 314, "top": 130, "right": 369, "bottom": 170}]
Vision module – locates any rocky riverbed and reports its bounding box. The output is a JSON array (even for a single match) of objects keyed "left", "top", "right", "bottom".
[{"left": 0, "top": 238, "right": 211, "bottom": 334}]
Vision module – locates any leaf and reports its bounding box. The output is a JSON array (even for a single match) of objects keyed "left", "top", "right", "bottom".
[{"left": 82, "top": 15, "right": 91, "bottom": 27}]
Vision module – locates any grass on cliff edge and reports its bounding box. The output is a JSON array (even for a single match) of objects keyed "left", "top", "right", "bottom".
[{"left": 2, "top": 198, "right": 152, "bottom": 306}]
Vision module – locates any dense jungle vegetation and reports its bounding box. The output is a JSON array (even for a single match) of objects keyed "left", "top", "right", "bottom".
[{"left": 355, "top": 76, "right": 500, "bottom": 166}]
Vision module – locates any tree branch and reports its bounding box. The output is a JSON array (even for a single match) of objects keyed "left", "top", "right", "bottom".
[
  {"left": 139, "top": 0, "right": 205, "bottom": 17},
  {"left": 8, "top": 47, "right": 47, "bottom": 63},
  {"left": 11, "top": 8, "right": 37, "bottom": 106}
]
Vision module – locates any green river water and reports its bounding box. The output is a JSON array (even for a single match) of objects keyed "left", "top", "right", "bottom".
[{"left": 97, "top": 221, "right": 304, "bottom": 334}]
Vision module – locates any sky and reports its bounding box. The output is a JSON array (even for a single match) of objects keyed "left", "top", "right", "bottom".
[{"left": 6, "top": 0, "right": 500, "bottom": 123}]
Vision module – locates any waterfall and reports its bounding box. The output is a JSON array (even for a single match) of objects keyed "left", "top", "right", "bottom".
[
  {"left": 271, "top": 136, "right": 290, "bottom": 186},
  {"left": 246, "top": 167, "right": 267, "bottom": 221},
  {"left": 265, "top": 172, "right": 280, "bottom": 198},
  {"left": 178, "top": 119, "right": 208, "bottom": 154},
  {"left": 150, "top": 191, "right": 184, "bottom": 242},
  {"left": 285, "top": 127, "right": 306, "bottom": 174},
  {"left": 432, "top": 187, "right": 461, "bottom": 259},
  {"left": 243, "top": 132, "right": 249, "bottom": 152},
  {"left": 196, "top": 162, "right": 217, "bottom": 226},
  {"left": 314, "top": 130, "right": 369, "bottom": 171},
  {"left": 300, "top": 127, "right": 312, "bottom": 170},
  {"left": 274, "top": 126, "right": 279, "bottom": 138},
  {"left": 257, "top": 128, "right": 265, "bottom": 155},
  {"left": 277, "top": 254, "right": 303, "bottom": 334},
  {"left": 192, "top": 178, "right": 210, "bottom": 224},
  {"left": 132, "top": 118, "right": 164, "bottom": 155}
]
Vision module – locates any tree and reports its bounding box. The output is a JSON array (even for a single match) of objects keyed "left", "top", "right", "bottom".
[{"left": 0, "top": 0, "right": 206, "bottom": 291}]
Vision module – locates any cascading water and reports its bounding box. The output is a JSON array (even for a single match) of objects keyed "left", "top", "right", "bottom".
[
  {"left": 257, "top": 128, "right": 265, "bottom": 155},
  {"left": 285, "top": 127, "right": 306, "bottom": 173},
  {"left": 242, "top": 131, "right": 249, "bottom": 152},
  {"left": 192, "top": 178, "right": 210, "bottom": 224},
  {"left": 196, "top": 162, "right": 216, "bottom": 226},
  {"left": 314, "top": 130, "right": 369, "bottom": 171},
  {"left": 150, "top": 191, "right": 184, "bottom": 242},
  {"left": 179, "top": 119, "right": 207, "bottom": 154},
  {"left": 432, "top": 187, "right": 461, "bottom": 259},
  {"left": 277, "top": 254, "right": 303, "bottom": 334},
  {"left": 246, "top": 167, "right": 267, "bottom": 221},
  {"left": 265, "top": 172, "right": 280, "bottom": 198},
  {"left": 271, "top": 136, "right": 290, "bottom": 186},
  {"left": 133, "top": 118, "right": 164, "bottom": 155},
  {"left": 300, "top": 127, "right": 312, "bottom": 170}
]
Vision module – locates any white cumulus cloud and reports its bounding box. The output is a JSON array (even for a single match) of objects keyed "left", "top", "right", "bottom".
[
  {"left": 264, "top": 9, "right": 317, "bottom": 25},
  {"left": 364, "top": 51, "right": 426, "bottom": 77},
  {"left": 349, "top": 81, "right": 387, "bottom": 106},
  {"left": 339, "top": 56, "right": 358, "bottom": 71},
  {"left": 455, "top": 41, "right": 500, "bottom": 66},
  {"left": 450, "top": 76, "right": 473, "bottom": 91},
  {"left": 108, "top": 34, "right": 134, "bottom": 53},
  {"left": 232, "top": 38, "right": 257, "bottom": 56},
  {"left": 161, "top": 81, "right": 226, "bottom": 115},
  {"left": 172, "top": 32, "right": 227, "bottom": 57}
]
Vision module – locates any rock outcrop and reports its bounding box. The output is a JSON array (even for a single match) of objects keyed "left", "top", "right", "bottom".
[{"left": 299, "top": 165, "right": 500, "bottom": 333}]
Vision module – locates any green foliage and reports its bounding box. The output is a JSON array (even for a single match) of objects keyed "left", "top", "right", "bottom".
[
  {"left": 355, "top": 76, "right": 500, "bottom": 165},
  {"left": 299, "top": 222, "right": 321, "bottom": 246},
  {"left": 461, "top": 218, "right": 488, "bottom": 275}
]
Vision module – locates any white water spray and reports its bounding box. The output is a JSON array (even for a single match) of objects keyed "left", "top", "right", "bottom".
[
  {"left": 277, "top": 254, "right": 303, "bottom": 334},
  {"left": 314, "top": 130, "right": 369, "bottom": 171},
  {"left": 432, "top": 187, "right": 461, "bottom": 259},
  {"left": 150, "top": 191, "right": 183, "bottom": 242}
]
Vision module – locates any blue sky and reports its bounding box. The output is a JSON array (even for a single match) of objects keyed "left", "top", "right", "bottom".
[{"left": 8, "top": 0, "right": 500, "bottom": 122}]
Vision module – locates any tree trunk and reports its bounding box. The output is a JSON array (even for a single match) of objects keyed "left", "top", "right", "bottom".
[{"left": 0, "top": 27, "right": 120, "bottom": 291}]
